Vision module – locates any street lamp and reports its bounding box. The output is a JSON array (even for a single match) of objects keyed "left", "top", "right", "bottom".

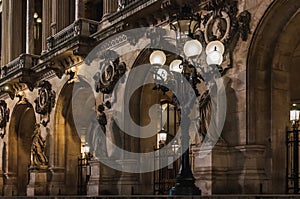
[{"left": 149, "top": 5, "right": 226, "bottom": 196}]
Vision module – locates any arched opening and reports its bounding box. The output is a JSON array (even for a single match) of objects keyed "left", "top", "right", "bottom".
[
  {"left": 124, "top": 49, "right": 181, "bottom": 194},
  {"left": 7, "top": 102, "right": 36, "bottom": 196},
  {"left": 52, "top": 79, "right": 95, "bottom": 195},
  {"left": 247, "top": 0, "right": 300, "bottom": 193}
]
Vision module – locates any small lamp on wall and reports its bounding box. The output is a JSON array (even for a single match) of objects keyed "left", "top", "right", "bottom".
[
  {"left": 158, "top": 129, "right": 168, "bottom": 148},
  {"left": 290, "top": 104, "right": 300, "bottom": 129}
]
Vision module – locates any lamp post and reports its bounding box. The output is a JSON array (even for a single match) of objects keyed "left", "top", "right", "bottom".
[
  {"left": 290, "top": 104, "right": 300, "bottom": 193},
  {"left": 149, "top": 5, "right": 226, "bottom": 195}
]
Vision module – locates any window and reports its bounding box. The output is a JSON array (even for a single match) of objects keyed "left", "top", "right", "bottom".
[
  {"left": 33, "top": 0, "right": 43, "bottom": 55},
  {"left": 85, "top": 0, "right": 103, "bottom": 21}
]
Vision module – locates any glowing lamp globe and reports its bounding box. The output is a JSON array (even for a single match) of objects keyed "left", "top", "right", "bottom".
[
  {"left": 183, "top": 39, "right": 202, "bottom": 57},
  {"left": 149, "top": 50, "right": 166, "bottom": 65},
  {"left": 290, "top": 110, "right": 300, "bottom": 122},
  {"left": 158, "top": 129, "right": 167, "bottom": 142},
  {"left": 169, "top": 59, "right": 183, "bottom": 73},
  {"left": 206, "top": 50, "right": 223, "bottom": 65},
  {"left": 206, "top": 40, "right": 225, "bottom": 55}
]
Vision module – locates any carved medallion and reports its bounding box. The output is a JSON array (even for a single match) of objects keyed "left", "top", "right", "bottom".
[
  {"left": 34, "top": 81, "right": 56, "bottom": 126},
  {"left": 94, "top": 50, "right": 126, "bottom": 94}
]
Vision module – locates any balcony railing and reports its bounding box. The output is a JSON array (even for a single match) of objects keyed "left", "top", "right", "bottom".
[
  {"left": 0, "top": 54, "right": 39, "bottom": 83},
  {"left": 46, "top": 18, "right": 99, "bottom": 53},
  {"left": 118, "top": 0, "right": 140, "bottom": 10}
]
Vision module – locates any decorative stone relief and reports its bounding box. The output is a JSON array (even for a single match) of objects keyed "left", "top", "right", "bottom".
[
  {"left": 202, "top": 0, "right": 251, "bottom": 66},
  {"left": 0, "top": 100, "right": 10, "bottom": 139},
  {"left": 30, "top": 123, "right": 48, "bottom": 168},
  {"left": 16, "top": 91, "right": 29, "bottom": 105},
  {"left": 162, "top": 0, "right": 251, "bottom": 67},
  {"left": 34, "top": 81, "right": 56, "bottom": 127},
  {"left": 93, "top": 50, "right": 126, "bottom": 94}
]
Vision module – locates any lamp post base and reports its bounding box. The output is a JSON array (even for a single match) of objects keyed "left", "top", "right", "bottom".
[{"left": 173, "top": 170, "right": 201, "bottom": 195}]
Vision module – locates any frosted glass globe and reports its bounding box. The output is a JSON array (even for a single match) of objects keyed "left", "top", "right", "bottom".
[
  {"left": 206, "top": 50, "right": 223, "bottom": 65},
  {"left": 169, "top": 59, "right": 183, "bottom": 73},
  {"left": 149, "top": 50, "right": 166, "bottom": 65},
  {"left": 183, "top": 39, "right": 202, "bottom": 57},
  {"left": 206, "top": 40, "right": 225, "bottom": 55}
]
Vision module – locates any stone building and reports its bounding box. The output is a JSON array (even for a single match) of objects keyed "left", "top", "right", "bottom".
[{"left": 0, "top": 0, "right": 298, "bottom": 196}]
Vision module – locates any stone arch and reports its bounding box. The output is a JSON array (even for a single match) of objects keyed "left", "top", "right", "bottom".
[
  {"left": 52, "top": 78, "right": 95, "bottom": 195},
  {"left": 122, "top": 48, "right": 179, "bottom": 194},
  {"left": 7, "top": 102, "right": 36, "bottom": 196},
  {"left": 247, "top": 0, "right": 300, "bottom": 193}
]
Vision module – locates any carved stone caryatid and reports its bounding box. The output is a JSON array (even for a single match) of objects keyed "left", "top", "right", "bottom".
[
  {"left": 93, "top": 50, "right": 126, "bottom": 94},
  {"left": 34, "top": 81, "right": 56, "bottom": 127},
  {"left": 0, "top": 100, "right": 10, "bottom": 139},
  {"left": 31, "top": 123, "right": 48, "bottom": 168}
]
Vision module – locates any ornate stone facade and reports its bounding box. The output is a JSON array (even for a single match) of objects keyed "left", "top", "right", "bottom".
[{"left": 0, "top": 0, "right": 298, "bottom": 196}]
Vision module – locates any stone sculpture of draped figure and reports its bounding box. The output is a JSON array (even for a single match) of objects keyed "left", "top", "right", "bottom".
[
  {"left": 31, "top": 123, "right": 48, "bottom": 167},
  {"left": 198, "top": 81, "right": 222, "bottom": 144},
  {"left": 88, "top": 104, "right": 108, "bottom": 159}
]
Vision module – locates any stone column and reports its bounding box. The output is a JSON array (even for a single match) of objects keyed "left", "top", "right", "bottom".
[
  {"left": 50, "top": 0, "right": 57, "bottom": 35},
  {"left": 9, "top": 0, "right": 24, "bottom": 59},
  {"left": 87, "top": 160, "right": 101, "bottom": 195},
  {"left": 1, "top": 0, "right": 9, "bottom": 66},
  {"left": 42, "top": 0, "right": 52, "bottom": 52},
  {"left": 1, "top": 0, "right": 24, "bottom": 65},
  {"left": 52, "top": 0, "right": 74, "bottom": 34},
  {"left": 26, "top": 0, "right": 35, "bottom": 54},
  {"left": 75, "top": 0, "right": 86, "bottom": 20},
  {"left": 0, "top": 141, "right": 5, "bottom": 196},
  {"left": 102, "top": 0, "right": 118, "bottom": 19},
  {"left": 26, "top": 167, "right": 48, "bottom": 196},
  {"left": 192, "top": 143, "right": 228, "bottom": 195}
]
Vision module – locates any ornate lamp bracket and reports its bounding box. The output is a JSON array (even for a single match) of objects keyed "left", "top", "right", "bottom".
[
  {"left": 162, "top": 0, "right": 251, "bottom": 68},
  {"left": 34, "top": 81, "right": 56, "bottom": 127},
  {"left": 202, "top": 0, "right": 251, "bottom": 67}
]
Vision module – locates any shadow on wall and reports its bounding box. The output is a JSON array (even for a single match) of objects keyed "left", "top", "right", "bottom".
[{"left": 223, "top": 77, "right": 243, "bottom": 194}]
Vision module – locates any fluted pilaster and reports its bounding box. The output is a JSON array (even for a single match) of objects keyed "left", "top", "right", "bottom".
[
  {"left": 103, "top": 0, "right": 118, "bottom": 19},
  {"left": 26, "top": 0, "right": 34, "bottom": 54},
  {"left": 42, "top": 0, "right": 52, "bottom": 52}
]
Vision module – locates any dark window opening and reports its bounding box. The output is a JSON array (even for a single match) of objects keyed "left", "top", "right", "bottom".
[
  {"left": 86, "top": 0, "right": 103, "bottom": 21},
  {"left": 22, "top": 0, "right": 27, "bottom": 53},
  {"left": 33, "top": 0, "right": 43, "bottom": 55}
]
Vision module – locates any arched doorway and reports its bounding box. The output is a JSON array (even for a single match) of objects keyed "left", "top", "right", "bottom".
[
  {"left": 247, "top": 0, "right": 300, "bottom": 193},
  {"left": 7, "top": 101, "right": 36, "bottom": 196},
  {"left": 124, "top": 49, "right": 181, "bottom": 194},
  {"left": 51, "top": 79, "right": 95, "bottom": 195}
]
